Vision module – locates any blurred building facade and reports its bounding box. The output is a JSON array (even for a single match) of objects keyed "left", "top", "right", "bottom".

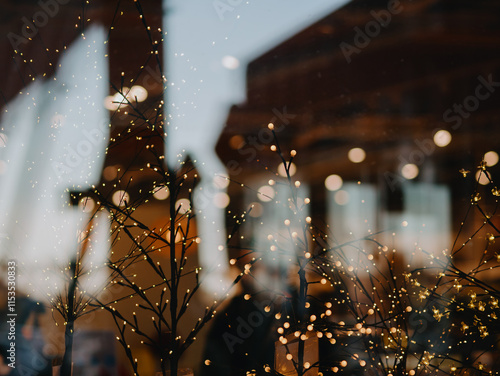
[{"left": 216, "top": 0, "right": 500, "bottom": 269}]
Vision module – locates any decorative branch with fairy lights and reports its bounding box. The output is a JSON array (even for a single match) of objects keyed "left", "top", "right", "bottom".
[
  {"left": 46, "top": 206, "right": 110, "bottom": 376},
  {"left": 86, "top": 151, "right": 244, "bottom": 376},
  {"left": 210, "top": 124, "right": 500, "bottom": 376}
]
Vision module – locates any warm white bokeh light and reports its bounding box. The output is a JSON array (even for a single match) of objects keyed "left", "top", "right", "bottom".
[
  {"left": 112, "top": 190, "right": 130, "bottom": 207},
  {"left": 248, "top": 202, "right": 263, "bottom": 217},
  {"left": 79, "top": 197, "right": 95, "bottom": 213},
  {"left": 104, "top": 95, "right": 120, "bottom": 111},
  {"left": 476, "top": 170, "right": 491, "bottom": 185},
  {"left": 277, "top": 162, "right": 297, "bottom": 177},
  {"left": 213, "top": 173, "right": 230, "bottom": 189},
  {"left": 153, "top": 185, "right": 170, "bottom": 200},
  {"left": 113, "top": 88, "right": 130, "bottom": 107},
  {"left": 325, "top": 174, "right": 343, "bottom": 191},
  {"left": 433, "top": 130, "right": 452, "bottom": 147},
  {"left": 257, "top": 185, "right": 275, "bottom": 202},
  {"left": 105, "top": 86, "right": 147, "bottom": 109},
  {"left": 221, "top": 55, "right": 240, "bottom": 70},
  {"left": 348, "top": 147, "right": 366, "bottom": 163},
  {"left": 129, "top": 85, "right": 148, "bottom": 102},
  {"left": 166, "top": 230, "right": 182, "bottom": 243},
  {"left": 229, "top": 135, "right": 245, "bottom": 150},
  {"left": 484, "top": 151, "right": 499, "bottom": 167},
  {"left": 401, "top": 164, "right": 419, "bottom": 180},
  {"left": 176, "top": 198, "right": 191, "bottom": 214},
  {"left": 334, "top": 190, "right": 350, "bottom": 205},
  {"left": 213, "top": 192, "right": 230, "bottom": 208}
]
